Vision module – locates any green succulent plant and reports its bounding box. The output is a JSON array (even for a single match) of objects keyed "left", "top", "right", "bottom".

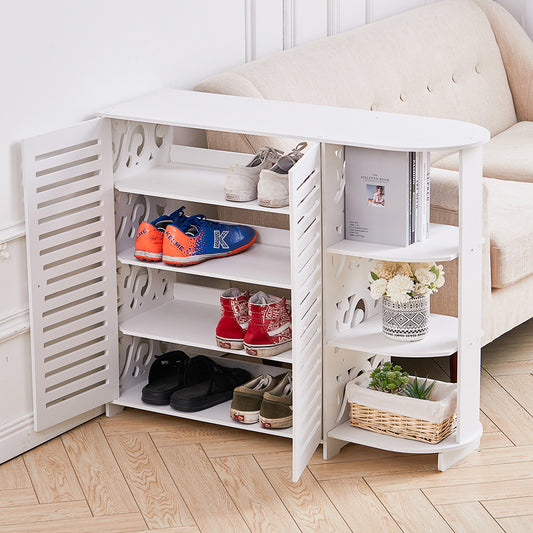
[
  {"left": 403, "top": 374, "right": 435, "bottom": 400},
  {"left": 369, "top": 362, "right": 409, "bottom": 394}
]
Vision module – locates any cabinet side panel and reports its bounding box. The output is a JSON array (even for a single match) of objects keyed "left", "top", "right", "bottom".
[
  {"left": 22, "top": 118, "right": 119, "bottom": 431},
  {"left": 289, "top": 143, "right": 323, "bottom": 481}
]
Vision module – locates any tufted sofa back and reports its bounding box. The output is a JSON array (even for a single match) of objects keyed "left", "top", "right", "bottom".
[{"left": 195, "top": 0, "right": 517, "bottom": 154}]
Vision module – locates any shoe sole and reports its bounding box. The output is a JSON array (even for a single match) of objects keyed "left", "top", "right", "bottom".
[
  {"left": 134, "top": 250, "right": 162, "bottom": 261},
  {"left": 258, "top": 196, "right": 289, "bottom": 208},
  {"left": 216, "top": 337, "right": 244, "bottom": 350},
  {"left": 230, "top": 408, "right": 260, "bottom": 424},
  {"left": 259, "top": 414, "right": 292, "bottom": 429},
  {"left": 162, "top": 234, "right": 257, "bottom": 266},
  {"left": 243, "top": 339, "right": 292, "bottom": 357},
  {"left": 225, "top": 189, "right": 257, "bottom": 202},
  {"left": 170, "top": 390, "right": 233, "bottom": 412}
]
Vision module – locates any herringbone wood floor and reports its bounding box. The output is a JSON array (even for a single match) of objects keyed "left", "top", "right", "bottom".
[{"left": 2, "top": 319, "right": 533, "bottom": 532}]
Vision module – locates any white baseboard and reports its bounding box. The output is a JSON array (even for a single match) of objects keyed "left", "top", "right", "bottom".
[
  {"left": 0, "top": 308, "right": 30, "bottom": 343},
  {"left": 0, "top": 406, "right": 104, "bottom": 464}
]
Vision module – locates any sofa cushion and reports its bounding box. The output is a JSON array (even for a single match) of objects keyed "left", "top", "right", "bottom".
[
  {"left": 434, "top": 121, "right": 533, "bottom": 183},
  {"left": 485, "top": 177, "right": 533, "bottom": 288}
]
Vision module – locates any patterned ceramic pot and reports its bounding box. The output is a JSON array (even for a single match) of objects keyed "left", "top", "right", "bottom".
[{"left": 382, "top": 294, "right": 430, "bottom": 341}]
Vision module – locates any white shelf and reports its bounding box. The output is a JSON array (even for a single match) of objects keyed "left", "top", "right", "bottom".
[
  {"left": 328, "top": 420, "right": 483, "bottom": 454},
  {"left": 114, "top": 163, "right": 290, "bottom": 215},
  {"left": 328, "top": 223, "right": 459, "bottom": 262},
  {"left": 120, "top": 298, "right": 293, "bottom": 364},
  {"left": 118, "top": 241, "right": 291, "bottom": 289},
  {"left": 114, "top": 380, "right": 292, "bottom": 439},
  {"left": 328, "top": 313, "right": 457, "bottom": 357},
  {"left": 100, "top": 89, "right": 490, "bottom": 152}
]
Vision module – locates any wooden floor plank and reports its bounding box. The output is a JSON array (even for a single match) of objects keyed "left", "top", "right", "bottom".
[
  {"left": 158, "top": 444, "right": 250, "bottom": 533},
  {"left": 264, "top": 467, "right": 351, "bottom": 533},
  {"left": 106, "top": 433, "right": 194, "bottom": 529},
  {"left": 310, "top": 453, "right": 436, "bottom": 481},
  {"left": 494, "top": 373, "right": 533, "bottom": 414},
  {"left": 479, "top": 430, "right": 513, "bottom": 449},
  {"left": 0, "top": 512, "right": 146, "bottom": 533},
  {"left": 211, "top": 454, "right": 300, "bottom": 533},
  {"left": 367, "top": 461, "right": 533, "bottom": 493},
  {"left": 480, "top": 370, "right": 533, "bottom": 445},
  {"left": 376, "top": 489, "right": 452, "bottom": 532},
  {"left": 451, "top": 444, "right": 533, "bottom": 468},
  {"left": 497, "top": 515, "right": 533, "bottom": 533},
  {"left": 23, "top": 436, "right": 85, "bottom": 503},
  {"left": 435, "top": 502, "right": 504, "bottom": 532},
  {"left": 482, "top": 496, "right": 533, "bottom": 518},
  {"left": 0, "top": 456, "right": 32, "bottom": 490},
  {"left": 201, "top": 431, "right": 291, "bottom": 458},
  {"left": 125, "top": 526, "right": 201, "bottom": 533},
  {"left": 61, "top": 421, "right": 139, "bottom": 516},
  {"left": 0, "top": 488, "right": 38, "bottom": 507},
  {"left": 319, "top": 477, "right": 402, "bottom": 532},
  {"left": 423, "top": 478, "right": 533, "bottom": 506},
  {"left": 0, "top": 500, "right": 91, "bottom": 526}
]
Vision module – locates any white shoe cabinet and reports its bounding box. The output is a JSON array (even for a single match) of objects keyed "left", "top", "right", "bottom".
[{"left": 22, "top": 89, "right": 488, "bottom": 480}]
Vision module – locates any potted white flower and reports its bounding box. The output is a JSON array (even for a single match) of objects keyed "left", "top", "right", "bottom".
[{"left": 368, "top": 261, "right": 445, "bottom": 341}]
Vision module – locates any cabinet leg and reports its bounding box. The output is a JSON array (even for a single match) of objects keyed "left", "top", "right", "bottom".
[
  {"left": 450, "top": 352, "right": 457, "bottom": 383},
  {"left": 437, "top": 436, "right": 480, "bottom": 471},
  {"left": 105, "top": 403, "right": 124, "bottom": 418},
  {"left": 322, "top": 436, "right": 348, "bottom": 460}
]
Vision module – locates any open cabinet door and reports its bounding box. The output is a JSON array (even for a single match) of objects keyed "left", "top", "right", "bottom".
[
  {"left": 289, "top": 143, "right": 323, "bottom": 481},
  {"left": 22, "top": 118, "right": 119, "bottom": 431}
]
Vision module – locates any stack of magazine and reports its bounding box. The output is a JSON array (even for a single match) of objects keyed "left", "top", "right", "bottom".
[{"left": 344, "top": 146, "right": 430, "bottom": 247}]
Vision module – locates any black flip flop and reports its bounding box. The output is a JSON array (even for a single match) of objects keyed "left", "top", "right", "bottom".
[
  {"left": 169, "top": 355, "right": 251, "bottom": 412},
  {"left": 141, "top": 351, "right": 189, "bottom": 405}
]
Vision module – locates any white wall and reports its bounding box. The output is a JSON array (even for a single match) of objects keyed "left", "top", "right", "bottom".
[{"left": 0, "top": 0, "right": 530, "bottom": 462}]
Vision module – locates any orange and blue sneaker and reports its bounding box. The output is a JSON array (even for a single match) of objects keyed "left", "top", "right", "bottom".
[
  {"left": 134, "top": 207, "right": 187, "bottom": 262},
  {"left": 162, "top": 215, "right": 257, "bottom": 266}
]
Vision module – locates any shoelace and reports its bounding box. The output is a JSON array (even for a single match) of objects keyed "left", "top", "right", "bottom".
[
  {"left": 271, "top": 142, "right": 308, "bottom": 174},
  {"left": 180, "top": 214, "right": 218, "bottom": 236}
]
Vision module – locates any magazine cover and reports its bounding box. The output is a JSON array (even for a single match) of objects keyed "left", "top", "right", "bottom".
[{"left": 345, "top": 146, "right": 414, "bottom": 246}]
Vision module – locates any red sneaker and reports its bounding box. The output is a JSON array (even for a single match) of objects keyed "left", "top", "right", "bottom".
[
  {"left": 244, "top": 291, "right": 292, "bottom": 357},
  {"left": 215, "top": 288, "right": 250, "bottom": 350}
]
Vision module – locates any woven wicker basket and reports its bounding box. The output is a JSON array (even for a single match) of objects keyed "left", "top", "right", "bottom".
[
  {"left": 346, "top": 372, "right": 457, "bottom": 444},
  {"left": 349, "top": 403, "right": 456, "bottom": 444}
]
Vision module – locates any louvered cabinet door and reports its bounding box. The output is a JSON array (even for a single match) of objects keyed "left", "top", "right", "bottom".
[
  {"left": 22, "top": 118, "right": 119, "bottom": 431},
  {"left": 288, "top": 142, "right": 323, "bottom": 482}
]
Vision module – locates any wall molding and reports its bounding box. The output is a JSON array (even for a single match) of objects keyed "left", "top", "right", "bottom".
[
  {"left": 0, "top": 407, "right": 104, "bottom": 464},
  {"left": 283, "top": 0, "right": 295, "bottom": 49},
  {"left": 0, "top": 308, "right": 30, "bottom": 343},
  {"left": 0, "top": 220, "right": 25, "bottom": 243},
  {"left": 327, "top": 0, "right": 341, "bottom": 35},
  {"left": 244, "top": 0, "right": 256, "bottom": 62}
]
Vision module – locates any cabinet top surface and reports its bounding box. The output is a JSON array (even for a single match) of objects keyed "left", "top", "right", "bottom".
[{"left": 99, "top": 89, "right": 489, "bottom": 152}]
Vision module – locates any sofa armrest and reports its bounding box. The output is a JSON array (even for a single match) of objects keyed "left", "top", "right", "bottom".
[
  {"left": 429, "top": 168, "right": 492, "bottom": 344},
  {"left": 472, "top": 0, "right": 533, "bottom": 122}
]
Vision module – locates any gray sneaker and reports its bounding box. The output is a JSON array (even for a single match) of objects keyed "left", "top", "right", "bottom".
[
  {"left": 225, "top": 147, "right": 282, "bottom": 202},
  {"left": 257, "top": 142, "right": 307, "bottom": 208},
  {"left": 230, "top": 374, "right": 283, "bottom": 424},
  {"left": 259, "top": 372, "right": 292, "bottom": 429}
]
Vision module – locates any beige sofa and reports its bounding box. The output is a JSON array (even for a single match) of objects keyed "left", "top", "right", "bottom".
[{"left": 195, "top": 0, "right": 533, "bottom": 346}]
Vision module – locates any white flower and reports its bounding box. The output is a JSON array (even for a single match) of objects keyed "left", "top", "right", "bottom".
[
  {"left": 414, "top": 267, "right": 436, "bottom": 287},
  {"left": 386, "top": 275, "right": 414, "bottom": 303},
  {"left": 434, "top": 265, "right": 445, "bottom": 288},
  {"left": 373, "top": 261, "right": 397, "bottom": 280},
  {"left": 413, "top": 283, "right": 431, "bottom": 296},
  {"left": 369, "top": 278, "right": 387, "bottom": 299}
]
